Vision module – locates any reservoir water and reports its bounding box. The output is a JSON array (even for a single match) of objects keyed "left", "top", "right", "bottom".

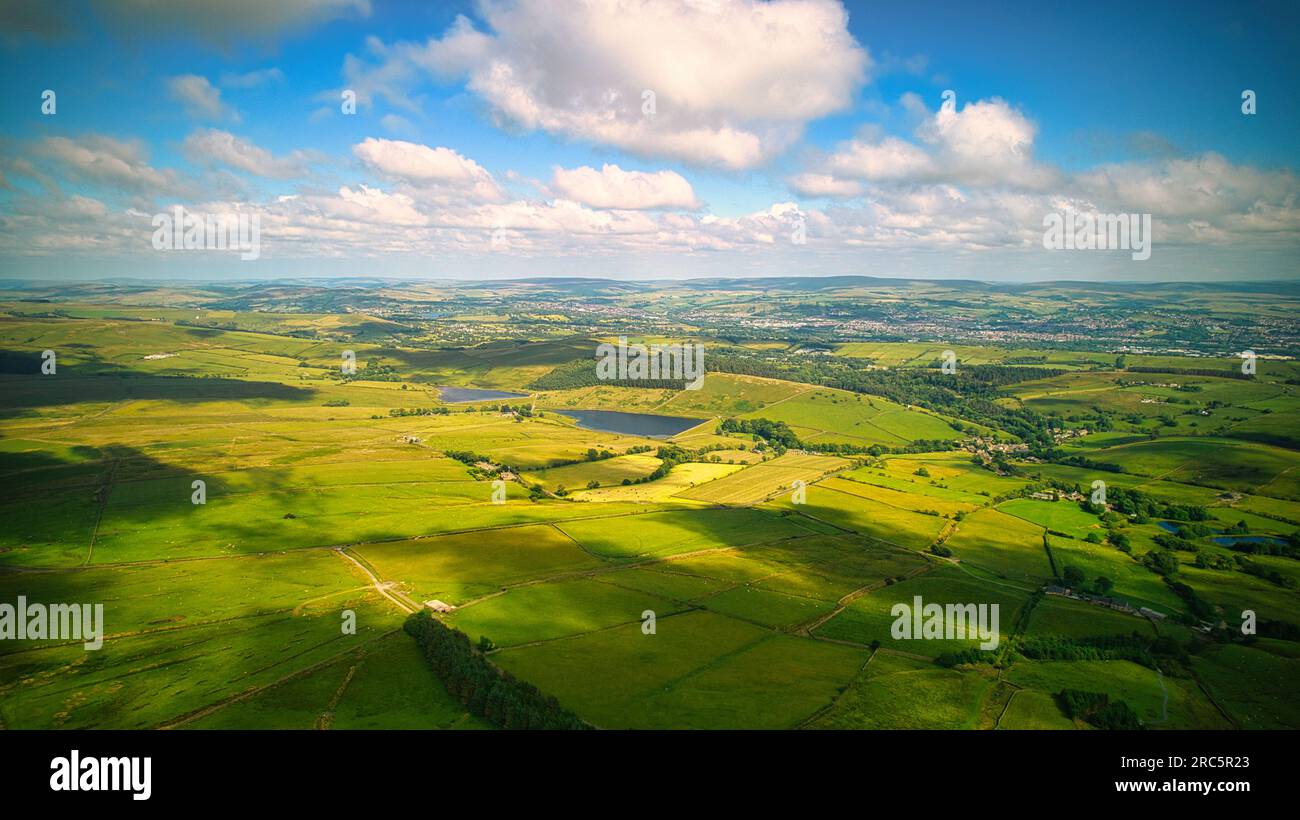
[
  {"left": 1210, "top": 535, "right": 1288, "bottom": 547},
  {"left": 552, "top": 409, "right": 703, "bottom": 437}
]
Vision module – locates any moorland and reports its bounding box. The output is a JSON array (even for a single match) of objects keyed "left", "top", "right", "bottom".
[{"left": 1, "top": 275, "right": 1297, "bottom": 730}]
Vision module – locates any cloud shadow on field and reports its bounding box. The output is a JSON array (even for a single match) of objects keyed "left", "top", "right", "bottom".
[{"left": 0, "top": 348, "right": 319, "bottom": 419}]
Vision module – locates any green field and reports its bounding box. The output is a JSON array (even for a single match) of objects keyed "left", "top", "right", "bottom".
[
  {"left": 2, "top": 295, "right": 1298, "bottom": 731},
  {"left": 738, "top": 387, "right": 964, "bottom": 446},
  {"left": 814, "top": 566, "right": 1032, "bottom": 656},
  {"left": 675, "top": 452, "right": 850, "bottom": 504}
]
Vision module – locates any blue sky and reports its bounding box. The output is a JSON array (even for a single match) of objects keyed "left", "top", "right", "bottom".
[{"left": 1, "top": 0, "right": 1297, "bottom": 281}]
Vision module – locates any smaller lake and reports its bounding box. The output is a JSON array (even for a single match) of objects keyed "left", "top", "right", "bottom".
[
  {"left": 1210, "top": 535, "right": 1288, "bottom": 547},
  {"left": 438, "top": 386, "right": 528, "bottom": 403},
  {"left": 553, "top": 409, "right": 703, "bottom": 437}
]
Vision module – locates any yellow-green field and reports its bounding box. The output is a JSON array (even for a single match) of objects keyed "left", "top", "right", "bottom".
[{"left": 2, "top": 302, "right": 1298, "bottom": 731}]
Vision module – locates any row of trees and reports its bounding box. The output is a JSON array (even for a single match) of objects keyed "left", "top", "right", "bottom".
[
  {"left": 1125, "top": 365, "right": 1253, "bottom": 381},
  {"left": 717, "top": 417, "right": 800, "bottom": 449},
  {"left": 702, "top": 351, "right": 1062, "bottom": 446},
  {"left": 1019, "top": 635, "right": 1170, "bottom": 668},
  {"left": 717, "top": 416, "right": 958, "bottom": 457},
  {"left": 1086, "top": 485, "right": 1210, "bottom": 522},
  {"left": 1055, "top": 689, "right": 1143, "bottom": 729},
  {"left": 527, "top": 347, "right": 1088, "bottom": 452},
  {"left": 404, "top": 611, "right": 589, "bottom": 730},
  {"left": 528, "top": 347, "right": 1067, "bottom": 446},
  {"left": 527, "top": 357, "right": 695, "bottom": 391}
]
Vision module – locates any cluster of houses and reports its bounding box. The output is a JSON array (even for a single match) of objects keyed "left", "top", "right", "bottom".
[
  {"left": 964, "top": 436, "right": 1030, "bottom": 455},
  {"left": 1045, "top": 584, "right": 1170, "bottom": 621},
  {"left": 1044, "top": 585, "right": 1167, "bottom": 621},
  {"left": 1029, "top": 489, "right": 1086, "bottom": 502},
  {"left": 1049, "top": 427, "right": 1089, "bottom": 443},
  {"left": 964, "top": 437, "right": 1033, "bottom": 473}
]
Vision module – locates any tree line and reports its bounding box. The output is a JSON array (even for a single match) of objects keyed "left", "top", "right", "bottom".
[{"left": 404, "top": 611, "right": 590, "bottom": 730}]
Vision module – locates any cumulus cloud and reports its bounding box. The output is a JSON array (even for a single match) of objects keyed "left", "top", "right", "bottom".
[
  {"left": 786, "top": 173, "right": 866, "bottom": 199},
  {"left": 809, "top": 94, "right": 1055, "bottom": 192},
  {"left": 824, "top": 137, "right": 936, "bottom": 185},
  {"left": 352, "top": 137, "right": 505, "bottom": 203},
  {"left": 1077, "top": 152, "right": 1298, "bottom": 220},
  {"left": 7, "top": 159, "right": 1297, "bottom": 266},
  {"left": 776, "top": 85, "right": 1300, "bottom": 253},
  {"left": 167, "top": 75, "right": 237, "bottom": 121},
  {"left": 1074, "top": 153, "right": 1300, "bottom": 244},
  {"left": 307, "top": 185, "right": 429, "bottom": 227},
  {"left": 339, "top": 36, "right": 426, "bottom": 112},
  {"left": 8, "top": 123, "right": 1296, "bottom": 268},
  {"left": 343, "top": 0, "right": 869, "bottom": 170},
  {"left": 816, "top": 186, "right": 1050, "bottom": 250},
  {"left": 33, "top": 134, "right": 182, "bottom": 193},
  {"left": 182, "top": 130, "right": 311, "bottom": 179},
  {"left": 0, "top": 192, "right": 159, "bottom": 256},
  {"left": 798, "top": 150, "right": 1300, "bottom": 253},
  {"left": 916, "top": 96, "right": 1056, "bottom": 189},
  {"left": 550, "top": 164, "right": 699, "bottom": 210}
]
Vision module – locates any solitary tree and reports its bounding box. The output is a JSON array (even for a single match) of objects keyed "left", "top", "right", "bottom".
[{"left": 1062, "top": 565, "right": 1086, "bottom": 588}]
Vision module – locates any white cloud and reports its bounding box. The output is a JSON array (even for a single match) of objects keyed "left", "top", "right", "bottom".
[
  {"left": 0, "top": 193, "right": 157, "bottom": 256},
  {"left": 785, "top": 173, "right": 865, "bottom": 199},
  {"left": 344, "top": 0, "right": 869, "bottom": 170},
  {"left": 182, "top": 129, "right": 310, "bottom": 179},
  {"left": 817, "top": 186, "right": 1048, "bottom": 250},
  {"left": 785, "top": 91, "right": 1300, "bottom": 252},
  {"left": 352, "top": 138, "right": 505, "bottom": 203},
  {"left": 1075, "top": 153, "right": 1300, "bottom": 244},
  {"left": 824, "top": 137, "right": 936, "bottom": 184},
  {"left": 34, "top": 134, "right": 181, "bottom": 193},
  {"left": 809, "top": 95, "right": 1056, "bottom": 191},
  {"left": 62, "top": 194, "right": 109, "bottom": 219},
  {"left": 339, "top": 36, "right": 425, "bottom": 112},
  {"left": 312, "top": 185, "right": 429, "bottom": 227},
  {"left": 9, "top": 125, "right": 1297, "bottom": 266},
  {"left": 550, "top": 164, "right": 699, "bottom": 210},
  {"left": 1078, "top": 152, "right": 1298, "bottom": 219},
  {"left": 167, "top": 75, "right": 237, "bottom": 121},
  {"left": 916, "top": 96, "right": 1055, "bottom": 189}
]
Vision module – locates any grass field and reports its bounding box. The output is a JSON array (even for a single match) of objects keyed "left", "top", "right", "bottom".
[
  {"left": 738, "top": 387, "right": 964, "bottom": 446},
  {"left": 810, "top": 650, "right": 997, "bottom": 729},
  {"left": 2, "top": 303, "right": 1298, "bottom": 730},
  {"left": 522, "top": 453, "right": 663, "bottom": 490},
  {"left": 1064, "top": 437, "right": 1300, "bottom": 500},
  {"left": 674, "top": 452, "right": 850, "bottom": 504},
  {"left": 1006, "top": 659, "right": 1231, "bottom": 729},
  {"left": 998, "top": 498, "right": 1103, "bottom": 540},
  {"left": 814, "top": 566, "right": 1032, "bottom": 656},
  {"left": 941, "top": 508, "right": 1052, "bottom": 583},
  {"left": 554, "top": 507, "right": 814, "bottom": 560},
  {"left": 997, "top": 690, "right": 1077, "bottom": 729},
  {"left": 1025, "top": 595, "right": 1157, "bottom": 639},
  {"left": 573, "top": 461, "right": 746, "bottom": 501}
]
